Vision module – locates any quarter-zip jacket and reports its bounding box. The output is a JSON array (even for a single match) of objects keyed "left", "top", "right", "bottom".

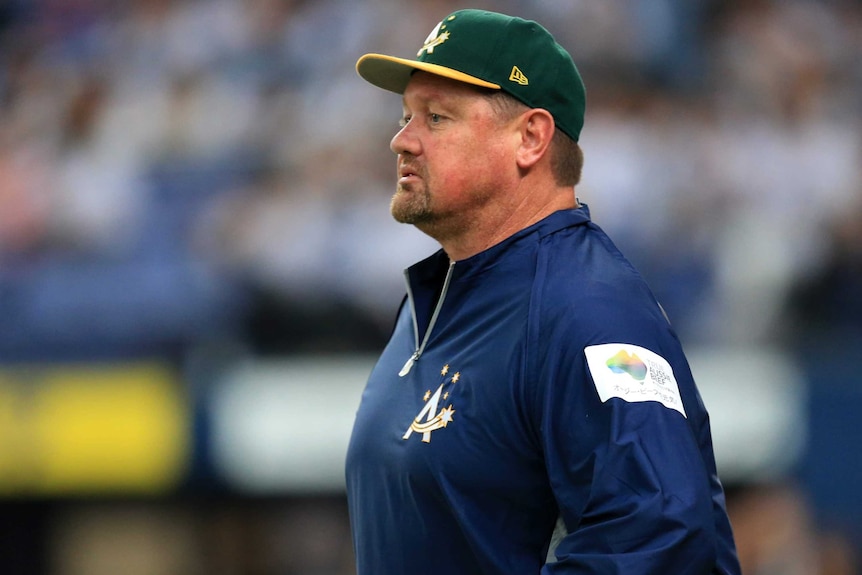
[
  {"left": 345, "top": 206, "right": 741, "bottom": 575},
  {"left": 398, "top": 259, "right": 456, "bottom": 377}
]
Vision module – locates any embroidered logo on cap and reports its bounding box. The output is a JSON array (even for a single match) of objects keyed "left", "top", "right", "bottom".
[
  {"left": 417, "top": 16, "right": 455, "bottom": 57},
  {"left": 509, "top": 66, "right": 528, "bottom": 85}
]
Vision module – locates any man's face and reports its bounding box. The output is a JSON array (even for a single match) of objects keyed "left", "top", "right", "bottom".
[{"left": 389, "top": 72, "right": 518, "bottom": 238}]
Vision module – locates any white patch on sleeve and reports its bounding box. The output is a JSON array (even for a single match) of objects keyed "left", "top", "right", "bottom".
[{"left": 584, "top": 343, "right": 686, "bottom": 418}]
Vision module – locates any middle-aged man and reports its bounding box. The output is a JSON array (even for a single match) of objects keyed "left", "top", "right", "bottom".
[{"left": 345, "top": 8, "right": 741, "bottom": 575}]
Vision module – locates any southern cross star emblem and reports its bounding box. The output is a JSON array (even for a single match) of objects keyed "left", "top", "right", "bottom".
[
  {"left": 403, "top": 363, "right": 461, "bottom": 443},
  {"left": 417, "top": 18, "right": 453, "bottom": 57}
]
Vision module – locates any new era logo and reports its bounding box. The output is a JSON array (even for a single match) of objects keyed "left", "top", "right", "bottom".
[{"left": 509, "top": 66, "right": 528, "bottom": 85}]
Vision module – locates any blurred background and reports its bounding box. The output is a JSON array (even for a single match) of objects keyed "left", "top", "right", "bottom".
[{"left": 0, "top": 0, "right": 859, "bottom": 573}]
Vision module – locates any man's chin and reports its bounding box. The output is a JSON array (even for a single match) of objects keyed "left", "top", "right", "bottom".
[
  {"left": 390, "top": 204, "right": 432, "bottom": 225},
  {"left": 390, "top": 190, "right": 429, "bottom": 224},
  {"left": 390, "top": 209, "right": 421, "bottom": 225}
]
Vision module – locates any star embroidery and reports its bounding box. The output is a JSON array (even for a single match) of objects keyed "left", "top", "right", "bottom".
[
  {"left": 423, "top": 390, "right": 431, "bottom": 401},
  {"left": 451, "top": 372, "right": 461, "bottom": 383},
  {"left": 443, "top": 392, "right": 449, "bottom": 400},
  {"left": 440, "top": 406, "right": 455, "bottom": 426},
  {"left": 441, "top": 364, "right": 449, "bottom": 376}
]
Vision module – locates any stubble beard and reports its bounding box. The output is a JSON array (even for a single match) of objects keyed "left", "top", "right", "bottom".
[{"left": 390, "top": 180, "right": 434, "bottom": 225}]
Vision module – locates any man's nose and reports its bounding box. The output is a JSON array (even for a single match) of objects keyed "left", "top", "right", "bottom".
[{"left": 390, "top": 121, "right": 419, "bottom": 156}]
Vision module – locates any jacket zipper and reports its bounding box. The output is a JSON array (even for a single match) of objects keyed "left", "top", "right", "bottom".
[{"left": 399, "top": 260, "right": 456, "bottom": 377}]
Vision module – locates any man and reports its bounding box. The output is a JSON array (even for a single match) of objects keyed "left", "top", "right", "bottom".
[{"left": 345, "top": 9, "right": 741, "bottom": 575}]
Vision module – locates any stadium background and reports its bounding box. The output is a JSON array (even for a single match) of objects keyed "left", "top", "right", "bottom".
[{"left": 0, "top": 0, "right": 860, "bottom": 573}]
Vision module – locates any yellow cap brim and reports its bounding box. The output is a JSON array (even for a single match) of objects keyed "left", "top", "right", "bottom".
[{"left": 356, "top": 53, "right": 501, "bottom": 94}]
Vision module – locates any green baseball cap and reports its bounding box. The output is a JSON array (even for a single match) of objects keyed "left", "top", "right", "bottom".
[{"left": 356, "top": 9, "right": 586, "bottom": 141}]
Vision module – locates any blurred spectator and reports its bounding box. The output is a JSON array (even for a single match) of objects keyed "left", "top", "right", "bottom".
[{"left": 783, "top": 199, "right": 862, "bottom": 344}]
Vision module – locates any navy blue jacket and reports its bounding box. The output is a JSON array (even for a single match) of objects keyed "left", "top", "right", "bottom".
[{"left": 346, "top": 206, "right": 741, "bottom": 574}]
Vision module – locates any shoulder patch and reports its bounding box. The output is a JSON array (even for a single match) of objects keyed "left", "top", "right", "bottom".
[{"left": 584, "top": 343, "right": 686, "bottom": 418}]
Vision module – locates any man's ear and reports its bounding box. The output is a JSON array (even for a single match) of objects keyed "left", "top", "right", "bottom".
[{"left": 515, "top": 108, "right": 555, "bottom": 170}]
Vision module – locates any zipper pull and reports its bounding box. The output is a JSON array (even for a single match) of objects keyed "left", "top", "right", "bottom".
[{"left": 399, "top": 352, "right": 419, "bottom": 377}]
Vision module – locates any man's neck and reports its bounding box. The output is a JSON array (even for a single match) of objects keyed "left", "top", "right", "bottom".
[{"left": 436, "top": 185, "right": 577, "bottom": 261}]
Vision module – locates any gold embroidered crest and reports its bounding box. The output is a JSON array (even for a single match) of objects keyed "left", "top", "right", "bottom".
[
  {"left": 403, "top": 364, "right": 461, "bottom": 443},
  {"left": 418, "top": 20, "right": 451, "bottom": 57}
]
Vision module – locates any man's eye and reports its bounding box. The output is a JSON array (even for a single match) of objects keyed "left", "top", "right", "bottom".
[
  {"left": 429, "top": 113, "right": 442, "bottom": 123},
  {"left": 399, "top": 115, "right": 411, "bottom": 128}
]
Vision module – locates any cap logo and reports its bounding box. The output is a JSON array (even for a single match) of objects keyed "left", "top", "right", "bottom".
[
  {"left": 509, "top": 66, "right": 529, "bottom": 85},
  {"left": 417, "top": 20, "right": 451, "bottom": 57}
]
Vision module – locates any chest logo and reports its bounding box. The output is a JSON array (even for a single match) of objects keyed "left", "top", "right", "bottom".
[{"left": 403, "top": 364, "right": 459, "bottom": 443}]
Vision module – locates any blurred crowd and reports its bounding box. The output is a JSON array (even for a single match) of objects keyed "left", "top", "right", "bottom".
[
  {"left": 0, "top": 0, "right": 860, "bottom": 362},
  {"left": 0, "top": 0, "right": 861, "bottom": 573}
]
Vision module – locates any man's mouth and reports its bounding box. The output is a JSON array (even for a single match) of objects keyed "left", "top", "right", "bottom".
[{"left": 398, "top": 165, "right": 420, "bottom": 185}]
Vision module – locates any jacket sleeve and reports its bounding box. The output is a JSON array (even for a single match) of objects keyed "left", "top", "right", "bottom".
[{"left": 533, "top": 330, "right": 731, "bottom": 574}]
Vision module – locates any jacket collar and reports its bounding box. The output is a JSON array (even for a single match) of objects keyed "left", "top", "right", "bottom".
[{"left": 408, "top": 205, "right": 592, "bottom": 279}]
